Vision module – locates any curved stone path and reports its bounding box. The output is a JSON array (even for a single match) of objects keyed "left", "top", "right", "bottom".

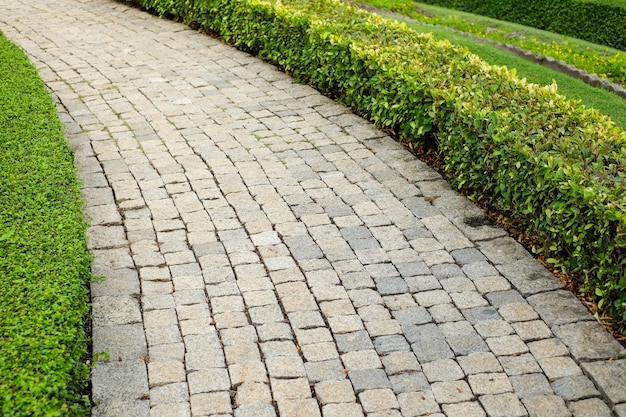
[{"left": 2, "top": 0, "right": 626, "bottom": 416}]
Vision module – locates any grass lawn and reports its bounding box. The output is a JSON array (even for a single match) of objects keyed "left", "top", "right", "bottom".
[{"left": 0, "top": 31, "right": 92, "bottom": 416}]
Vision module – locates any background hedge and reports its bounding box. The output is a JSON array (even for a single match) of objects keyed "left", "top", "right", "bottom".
[
  {"left": 122, "top": 0, "right": 626, "bottom": 330},
  {"left": 0, "top": 32, "right": 91, "bottom": 415},
  {"left": 416, "top": 0, "right": 626, "bottom": 51}
]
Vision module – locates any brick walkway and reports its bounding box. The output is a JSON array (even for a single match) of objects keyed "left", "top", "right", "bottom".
[{"left": 2, "top": 0, "right": 626, "bottom": 416}]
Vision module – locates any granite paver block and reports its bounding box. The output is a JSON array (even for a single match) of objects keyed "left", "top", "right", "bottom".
[
  {"left": 498, "top": 353, "right": 542, "bottom": 376},
  {"left": 457, "top": 352, "right": 503, "bottom": 375},
  {"left": 408, "top": 323, "right": 454, "bottom": 363},
  {"left": 190, "top": 391, "right": 232, "bottom": 415},
  {"left": 305, "top": 359, "right": 346, "bottom": 382},
  {"left": 335, "top": 330, "right": 374, "bottom": 352},
  {"left": 581, "top": 359, "right": 626, "bottom": 406},
  {"left": 234, "top": 381, "right": 272, "bottom": 406},
  {"left": 234, "top": 403, "right": 277, "bottom": 417},
  {"left": 349, "top": 368, "right": 391, "bottom": 393},
  {"left": 422, "top": 358, "right": 464, "bottom": 382},
  {"left": 276, "top": 398, "right": 322, "bottom": 417},
  {"left": 474, "top": 319, "right": 515, "bottom": 338},
  {"left": 315, "top": 379, "right": 356, "bottom": 404},
  {"left": 496, "top": 258, "right": 562, "bottom": 296},
  {"left": 509, "top": 373, "right": 553, "bottom": 398},
  {"left": 431, "top": 380, "right": 474, "bottom": 403},
  {"left": 389, "top": 372, "right": 430, "bottom": 394},
  {"left": 527, "top": 290, "right": 593, "bottom": 327},
  {"left": 397, "top": 391, "right": 441, "bottom": 417},
  {"left": 322, "top": 403, "right": 365, "bottom": 417},
  {"left": 522, "top": 395, "right": 570, "bottom": 417},
  {"left": 551, "top": 375, "right": 600, "bottom": 401},
  {"left": 553, "top": 322, "right": 625, "bottom": 362},
  {"left": 271, "top": 377, "right": 312, "bottom": 401},
  {"left": 92, "top": 323, "right": 147, "bottom": 361},
  {"left": 443, "top": 402, "right": 486, "bottom": 417},
  {"left": 567, "top": 398, "right": 612, "bottom": 417},
  {"left": 478, "top": 393, "right": 527, "bottom": 417},
  {"left": 359, "top": 389, "right": 399, "bottom": 412}
]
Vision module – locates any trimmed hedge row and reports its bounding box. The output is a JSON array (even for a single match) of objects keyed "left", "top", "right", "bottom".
[
  {"left": 416, "top": 0, "right": 626, "bottom": 51},
  {"left": 123, "top": 0, "right": 626, "bottom": 329},
  {"left": 0, "top": 32, "right": 92, "bottom": 415}
]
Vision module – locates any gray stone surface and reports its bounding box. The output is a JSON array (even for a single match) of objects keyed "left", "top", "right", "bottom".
[{"left": 3, "top": 0, "right": 625, "bottom": 414}]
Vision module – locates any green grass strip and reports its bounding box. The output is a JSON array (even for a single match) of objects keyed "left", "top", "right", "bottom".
[{"left": 0, "top": 31, "right": 91, "bottom": 416}]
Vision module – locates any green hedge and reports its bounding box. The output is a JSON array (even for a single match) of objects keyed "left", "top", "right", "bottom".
[
  {"left": 0, "top": 32, "right": 91, "bottom": 415},
  {"left": 123, "top": 0, "right": 626, "bottom": 329},
  {"left": 416, "top": 0, "right": 626, "bottom": 51}
]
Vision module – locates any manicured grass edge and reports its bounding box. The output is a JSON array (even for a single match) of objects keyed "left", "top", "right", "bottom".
[
  {"left": 124, "top": 0, "right": 626, "bottom": 331},
  {"left": 0, "top": 32, "right": 92, "bottom": 416}
]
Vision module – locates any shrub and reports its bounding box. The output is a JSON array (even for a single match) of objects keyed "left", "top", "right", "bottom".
[
  {"left": 121, "top": 0, "right": 626, "bottom": 330},
  {"left": 0, "top": 32, "right": 91, "bottom": 415}
]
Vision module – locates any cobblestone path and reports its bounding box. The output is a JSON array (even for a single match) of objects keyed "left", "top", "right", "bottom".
[{"left": 1, "top": 0, "right": 626, "bottom": 416}]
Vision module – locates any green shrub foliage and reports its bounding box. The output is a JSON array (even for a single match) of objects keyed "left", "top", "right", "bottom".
[
  {"left": 0, "top": 33, "right": 91, "bottom": 415},
  {"left": 122, "top": 0, "right": 626, "bottom": 328},
  {"left": 416, "top": 0, "right": 626, "bottom": 51}
]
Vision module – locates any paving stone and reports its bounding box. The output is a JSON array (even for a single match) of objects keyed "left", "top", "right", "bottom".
[
  {"left": 538, "top": 356, "right": 582, "bottom": 380},
  {"left": 486, "top": 335, "right": 529, "bottom": 356},
  {"left": 276, "top": 398, "right": 322, "bottom": 417},
  {"left": 381, "top": 352, "right": 421, "bottom": 376},
  {"left": 321, "top": 403, "right": 365, "bottom": 417},
  {"left": 234, "top": 382, "right": 272, "bottom": 406},
  {"left": 315, "top": 380, "right": 356, "bottom": 404},
  {"left": 473, "top": 276, "right": 512, "bottom": 294},
  {"left": 439, "top": 321, "right": 489, "bottom": 355},
  {"left": 442, "top": 402, "right": 487, "bottom": 417},
  {"left": 408, "top": 323, "right": 454, "bottom": 363},
  {"left": 478, "top": 393, "right": 527, "bottom": 417},
  {"left": 457, "top": 352, "right": 503, "bottom": 375},
  {"left": 349, "top": 368, "right": 391, "bottom": 392},
  {"left": 271, "top": 377, "right": 312, "bottom": 401},
  {"left": 522, "top": 395, "right": 570, "bottom": 417},
  {"left": 485, "top": 290, "right": 525, "bottom": 308},
  {"left": 187, "top": 368, "right": 231, "bottom": 394},
  {"left": 147, "top": 361, "right": 186, "bottom": 387},
  {"left": 234, "top": 403, "right": 277, "bottom": 417},
  {"left": 305, "top": 359, "right": 346, "bottom": 382},
  {"left": 429, "top": 303, "right": 464, "bottom": 323},
  {"left": 527, "top": 339, "right": 570, "bottom": 361},
  {"left": 462, "top": 306, "right": 501, "bottom": 324},
  {"left": 266, "top": 356, "right": 307, "bottom": 378},
  {"left": 509, "top": 373, "right": 553, "bottom": 398},
  {"left": 468, "top": 373, "right": 513, "bottom": 395},
  {"left": 581, "top": 359, "right": 626, "bottom": 406},
  {"left": 496, "top": 258, "right": 562, "bottom": 296},
  {"left": 551, "top": 375, "right": 600, "bottom": 401},
  {"left": 397, "top": 391, "right": 441, "bottom": 417},
  {"left": 553, "top": 322, "right": 625, "bottom": 362},
  {"left": 422, "top": 358, "right": 464, "bottom": 382},
  {"left": 335, "top": 330, "right": 374, "bottom": 352},
  {"left": 405, "top": 275, "right": 441, "bottom": 292},
  {"left": 499, "top": 353, "right": 542, "bottom": 376},
  {"left": 527, "top": 290, "right": 593, "bottom": 327},
  {"left": 389, "top": 371, "right": 430, "bottom": 394},
  {"left": 359, "top": 389, "right": 399, "bottom": 412},
  {"left": 474, "top": 319, "right": 515, "bottom": 338},
  {"left": 431, "top": 380, "right": 474, "bottom": 403},
  {"left": 342, "top": 349, "right": 382, "bottom": 370},
  {"left": 567, "top": 398, "right": 612, "bottom": 417},
  {"left": 229, "top": 361, "right": 269, "bottom": 385},
  {"left": 511, "top": 320, "right": 553, "bottom": 342}
]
